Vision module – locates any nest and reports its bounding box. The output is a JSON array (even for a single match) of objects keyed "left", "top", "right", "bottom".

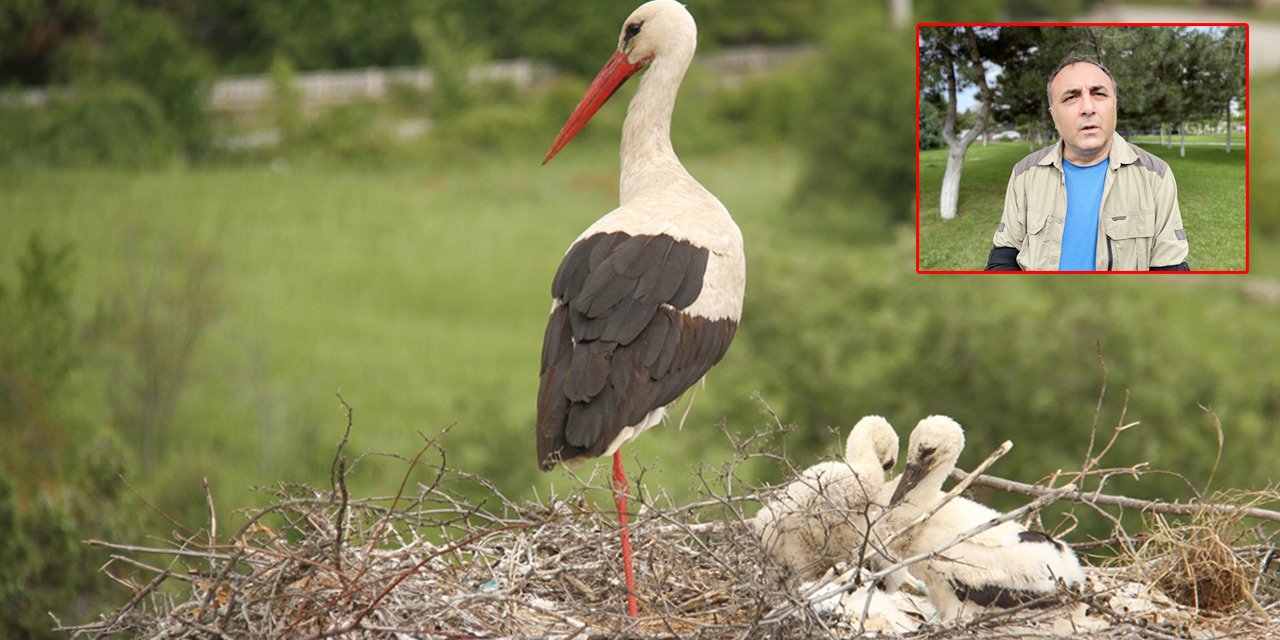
[
  {"left": 63, "top": 413, "right": 1280, "bottom": 639},
  {"left": 1132, "top": 490, "right": 1274, "bottom": 614}
]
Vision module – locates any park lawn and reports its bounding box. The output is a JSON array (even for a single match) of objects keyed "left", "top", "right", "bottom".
[
  {"left": 1128, "top": 133, "right": 1247, "bottom": 146},
  {"left": 917, "top": 140, "right": 1247, "bottom": 272}
]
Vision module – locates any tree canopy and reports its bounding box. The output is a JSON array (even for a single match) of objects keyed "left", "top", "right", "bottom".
[
  {"left": 0, "top": 0, "right": 829, "bottom": 84},
  {"left": 921, "top": 26, "right": 1247, "bottom": 143}
]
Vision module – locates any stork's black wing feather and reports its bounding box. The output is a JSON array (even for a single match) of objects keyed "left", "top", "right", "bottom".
[{"left": 536, "top": 231, "right": 737, "bottom": 470}]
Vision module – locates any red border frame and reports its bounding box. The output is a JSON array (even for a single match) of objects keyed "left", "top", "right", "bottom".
[{"left": 914, "top": 22, "right": 1250, "bottom": 274}]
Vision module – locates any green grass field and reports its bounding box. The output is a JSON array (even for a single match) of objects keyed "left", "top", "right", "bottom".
[
  {"left": 4, "top": 131, "right": 1280, "bottom": 584},
  {"left": 917, "top": 140, "right": 1248, "bottom": 271},
  {"left": 1128, "top": 133, "right": 1246, "bottom": 146},
  {"left": 0, "top": 143, "right": 802, "bottom": 514},
  {"left": 3, "top": 70, "right": 1279, "bottom": 565}
]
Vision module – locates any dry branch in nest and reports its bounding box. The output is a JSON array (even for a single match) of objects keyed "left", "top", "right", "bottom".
[{"left": 64, "top": 393, "right": 1280, "bottom": 639}]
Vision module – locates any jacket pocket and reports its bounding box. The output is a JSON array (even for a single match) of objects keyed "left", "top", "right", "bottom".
[
  {"left": 1104, "top": 212, "right": 1155, "bottom": 270},
  {"left": 1025, "top": 210, "right": 1062, "bottom": 270}
]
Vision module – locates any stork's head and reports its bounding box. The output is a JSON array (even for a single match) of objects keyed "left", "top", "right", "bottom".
[
  {"left": 888, "top": 415, "right": 965, "bottom": 507},
  {"left": 614, "top": 0, "right": 696, "bottom": 68},
  {"left": 543, "top": 1, "right": 697, "bottom": 164},
  {"left": 846, "top": 415, "right": 899, "bottom": 475}
]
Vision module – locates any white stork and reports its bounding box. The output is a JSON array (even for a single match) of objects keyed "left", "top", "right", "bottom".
[
  {"left": 535, "top": 0, "right": 745, "bottom": 618},
  {"left": 883, "top": 416, "right": 1086, "bottom": 620},
  {"left": 754, "top": 416, "right": 899, "bottom": 581}
]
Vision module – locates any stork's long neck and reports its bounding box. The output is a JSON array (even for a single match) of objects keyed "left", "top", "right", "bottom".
[{"left": 619, "top": 49, "right": 695, "bottom": 204}]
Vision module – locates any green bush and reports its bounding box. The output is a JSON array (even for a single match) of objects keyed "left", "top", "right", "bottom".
[
  {"left": 432, "top": 103, "right": 548, "bottom": 155},
  {"left": 0, "top": 235, "right": 140, "bottom": 639},
  {"left": 715, "top": 60, "right": 818, "bottom": 146},
  {"left": 82, "top": 4, "right": 214, "bottom": 156},
  {"left": 1, "top": 84, "right": 178, "bottom": 167}
]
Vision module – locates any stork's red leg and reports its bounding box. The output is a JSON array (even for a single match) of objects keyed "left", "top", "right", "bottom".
[{"left": 612, "top": 451, "right": 639, "bottom": 619}]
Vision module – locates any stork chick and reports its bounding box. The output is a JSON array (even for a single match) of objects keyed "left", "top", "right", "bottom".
[
  {"left": 883, "top": 416, "right": 1085, "bottom": 620},
  {"left": 755, "top": 416, "right": 900, "bottom": 580}
]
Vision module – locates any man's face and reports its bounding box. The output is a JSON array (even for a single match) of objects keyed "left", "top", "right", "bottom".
[{"left": 1049, "top": 62, "right": 1117, "bottom": 165}]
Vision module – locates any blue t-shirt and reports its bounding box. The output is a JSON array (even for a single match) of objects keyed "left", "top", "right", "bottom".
[{"left": 1059, "top": 158, "right": 1108, "bottom": 270}]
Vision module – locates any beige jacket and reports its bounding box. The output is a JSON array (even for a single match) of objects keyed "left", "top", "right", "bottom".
[{"left": 992, "top": 133, "right": 1188, "bottom": 271}]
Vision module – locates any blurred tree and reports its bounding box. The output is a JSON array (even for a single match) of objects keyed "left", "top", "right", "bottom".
[
  {"left": 15, "top": 83, "right": 180, "bottom": 167},
  {"left": 97, "top": 243, "right": 223, "bottom": 469},
  {"left": 0, "top": 0, "right": 98, "bottom": 84},
  {"left": 0, "top": 234, "right": 78, "bottom": 453},
  {"left": 57, "top": 2, "right": 214, "bottom": 156},
  {"left": 408, "top": 0, "right": 826, "bottom": 77},
  {"left": 694, "top": 0, "right": 825, "bottom": 44},
  {"left": 1256, "top": 71, "right": 1280, "bottom": 238},
  {"left": 792, "top": 2, "right": 915, "bottom": 238},
  {"left": 1000, "top": 0, "right": 1099, "bottom": 19},
  {"left": 268, "top": 54, "right": 305, "bottom": 148},
  {"left": 915, "top": 0, "right": 1002, "bottom": 22},
  {"left": 414, "top": 10, "right": 485, "bottom": 120},
  {"left": 247, "top": 0, "right": 422, "bottom": 70},
  {"left": 0, "top": 234, "right": 138, "bottom": 639},
  {"left": 427, "top": 0, "right": 636, "bottom": 76}
]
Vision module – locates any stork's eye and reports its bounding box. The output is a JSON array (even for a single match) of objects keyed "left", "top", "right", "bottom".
[{"left": 625, "top": 21, "right": 643, "bottom": 42}]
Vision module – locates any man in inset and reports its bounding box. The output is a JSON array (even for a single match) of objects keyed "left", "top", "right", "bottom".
[{"left": 985, "top": 56, "right": 1189, "bottom": 271}]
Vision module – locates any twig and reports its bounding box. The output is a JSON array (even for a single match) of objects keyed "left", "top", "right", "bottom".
[
  {"left": 1199, "top": 402, "right": 1225, "bottom": 492},
  {"left": 104, "top": 554, "right": 195, "bottom": 582},
  {"left": 204, "top": 477, "right": 219, "bottom": 578},
  {"left": 331, "top": 394, "right": 355, "bottom": 572},
  {"left": 1081, "top": 340, "right": 1108, "bottom": 477},
  {"left": 89, "top": 570, "right": 170, "bottom": 640},
  {"left": 85, "top": 539, "right": 235, "bottom": 561},
  {"left": 358, "top": 429, "right": 448, "bottom": 569},
  {"left": 949, "top": 467, "right": 1280, "bottom": 524}
]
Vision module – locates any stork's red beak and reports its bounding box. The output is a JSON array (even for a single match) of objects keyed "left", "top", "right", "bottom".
[{"left": 543, "top": 51, "right": 644, "bottom": 164}]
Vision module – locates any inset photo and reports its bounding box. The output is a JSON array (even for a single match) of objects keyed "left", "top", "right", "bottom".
[{"left": 916, "top": 25, "right": 1248, "bottom": 273}]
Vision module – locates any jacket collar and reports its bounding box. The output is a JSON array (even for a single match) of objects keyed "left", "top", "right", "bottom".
[
  {"left": 1041, "top": 132, "right": 1133, "bottom": 172},
  {"left": 1107, "top": 132, "right": 1136, "bottom": 170}
]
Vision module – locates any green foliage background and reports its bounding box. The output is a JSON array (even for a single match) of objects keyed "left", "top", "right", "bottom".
[{"left": 1, "top": 0, "right": 1277, "bottom": 636}]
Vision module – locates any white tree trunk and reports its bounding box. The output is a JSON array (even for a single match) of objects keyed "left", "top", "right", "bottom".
[
  {"left": 935, "top": 27, "right": 991, "bottom": 221},
  {"left": 889, "top": 0, "right": 910, "bottom": 29},
  {"left": 939, "top": 144, "right": 967, "bottom": 220},
  {"left": 1179, "top": 120, "right": 1186, "bottom": 157}
]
